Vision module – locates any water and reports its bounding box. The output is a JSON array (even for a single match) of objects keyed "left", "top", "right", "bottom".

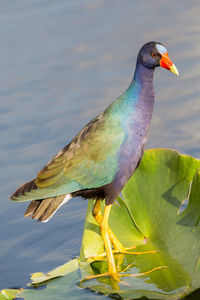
[{"left": 0, "top": 0, "right": 200, "bottom": 290}]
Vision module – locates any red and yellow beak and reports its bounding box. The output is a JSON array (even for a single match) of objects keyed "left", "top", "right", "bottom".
[{"left": 160, "top": 52, "right": 179, "bottom": 76}]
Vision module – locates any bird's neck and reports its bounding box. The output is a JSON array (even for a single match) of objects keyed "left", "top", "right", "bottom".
[
  {"left": 131, "top": 62, "right": 154, "bottom": 92},
  {"left": 106, "top": 63, "right": 155, "bottom": 117},
  {"left": 125, "top": 62, "right": 155, "bottom": 112}
]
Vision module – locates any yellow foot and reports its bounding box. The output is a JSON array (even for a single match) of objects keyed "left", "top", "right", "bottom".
[
  {"left": 120, "top": 265, "right": 168, "bottom": 278},
  {"left": 81, "top": 271, "right": 120, "bottom": 282},
  {"left": 87, "top": 248, "right": 158, "bottom": 261},
  {"left": 115, "top": 249, "right": 159, "bottom": 255},
  {"left": 80, "top": 271, "right": 121, "bottom": 290},
  {"left": 80, "top": 265, "right": 167, "bottom": 287}
]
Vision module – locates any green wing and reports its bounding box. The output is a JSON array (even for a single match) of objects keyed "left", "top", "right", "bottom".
[{"left": 37, "top": 112, "right": 124, "bottom": 190}]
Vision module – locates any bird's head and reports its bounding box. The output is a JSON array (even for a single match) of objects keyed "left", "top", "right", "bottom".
[{"left": 137, "top": 41, "right": 179, "bottom": 76}]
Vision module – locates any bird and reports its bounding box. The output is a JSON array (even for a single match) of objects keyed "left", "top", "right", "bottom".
[{"left": 10, "top": 41, "right": 179, "bottom": 282}]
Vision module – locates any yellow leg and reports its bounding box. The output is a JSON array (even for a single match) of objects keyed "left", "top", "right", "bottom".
[
  {"left": 100, "top": 203, "right": 120, "bottom": 281},
  {"left": 92, "top": 200, "right": 156, "bottom": 258},
  {"left": 81, "top": 200, "right": 165, "bottom": 285},
  {"left": 92, "top": 199, "right": 125, "bottom": 252}
]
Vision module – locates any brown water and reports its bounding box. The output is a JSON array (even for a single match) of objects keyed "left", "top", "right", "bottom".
[{"left": 0, "top": 0, "right": 200, "bottom": 290}]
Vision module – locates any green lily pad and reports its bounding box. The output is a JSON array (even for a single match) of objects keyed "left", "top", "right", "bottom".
[
  {"left": 0, "top": 289, "right": 22, "bottom": 300},
  {"left": 5, "top": 148, "right": 200, "bottom": 299},
  {"left": 21, "top": 271, "right": 106, "bottom": 300},
  {"left": 80, "top": 149, "right": 200, "bottom": 298},
  {"left": 30, "top": 258, "right": 79, "bottom": 286}
]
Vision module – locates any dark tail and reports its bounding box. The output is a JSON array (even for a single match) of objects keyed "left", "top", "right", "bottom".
[
  {"left": 24, "top": 194, "right": 72, "bottom": 222},
  {"left": 10, "top": 179, "right": 72, "bottom": 222}
]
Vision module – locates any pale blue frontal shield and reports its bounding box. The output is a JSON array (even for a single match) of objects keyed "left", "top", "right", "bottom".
[{"left": 156, "top": 44, "right": 167, "bottom": 54}]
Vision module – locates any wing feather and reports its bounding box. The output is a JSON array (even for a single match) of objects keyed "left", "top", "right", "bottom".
[{"left": 36, "top": 112, "right": 124, "bottom": 191}]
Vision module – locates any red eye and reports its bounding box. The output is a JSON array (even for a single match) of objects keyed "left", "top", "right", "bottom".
[{"left": 152, "top": 52, "right": 158, "bottom": 58}]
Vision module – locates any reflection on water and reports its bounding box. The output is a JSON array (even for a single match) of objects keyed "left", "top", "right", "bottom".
[{"left": 0, "top": 0, "right": 200, "bottom": 289}]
